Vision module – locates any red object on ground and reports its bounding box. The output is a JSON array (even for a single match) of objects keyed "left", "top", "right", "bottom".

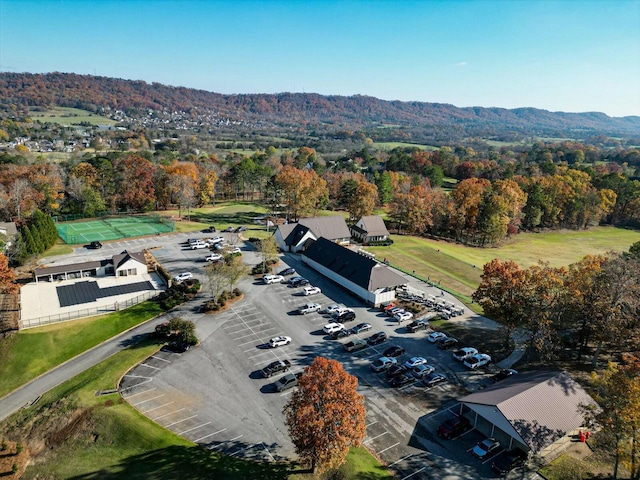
[{"left": 579, "top": 432, "right": 586, "bottom": 442}]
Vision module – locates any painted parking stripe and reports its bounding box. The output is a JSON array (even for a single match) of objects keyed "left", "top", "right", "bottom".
[
  {"left": 388, "top": 454, "right": 413, "bottom": 467},
  {"left": 143, "top": 401, "right": 174, "bottom": 414},
  {"left": 363, "top": 431, "right": 389, "bottom": 443},
  {"left": 208, "top": 434, "right": 243, "bottom": 450},
  {"left": 151, "top": 355, "right": 172, "bottom": 363},
  {"left": 132, "top": 394, "right": 165, "bottom": 406},
  {"left": 179, "top": 421, "right": 212, "bottom": 436},
  {"left": 153, "top": 408, "right": 186, "bottom": 421},
  {"left": 165, "top": 414, "right": 198, "bottom": 428},
  {"left": 230, "top": 443, "right": 256, "bottom": 456},
  {"left": 124, "top": 387, "right": 156, "bottom": 398},
  {"left": 248, "top": 350, "right": 281, "bottom": 360},
  {"left": 401, "top": 466, "right": 426, "bottom": 479},
  {"left": 377, "top": 442, "right": 400, "bottom": 455},
  {"left": 193, "top": 428, "right": 227, "bottom": 443},
  {"left": 138, "top": 363, "right": 161, "bottom": 370},
  {"left": 262, "top": 443, "right": 275, "bottom": 462},
  {"left": 366, "top": 420, "right": 378, "bottom": 427}
]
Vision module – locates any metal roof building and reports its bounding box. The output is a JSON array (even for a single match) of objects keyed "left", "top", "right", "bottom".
[
  {"left": 301, "top": 237, "right": 406, "bottom": 306},
  {"left": 459, "top": 371, "right": 597, "bottom": 455},
  {"left": 274, "top": 216, "right": 351, "bottom": 252}
]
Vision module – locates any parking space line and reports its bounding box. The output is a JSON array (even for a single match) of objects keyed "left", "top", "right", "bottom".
[
  {"left": 132, "top": 394, "right": 165, "bottom": 406},
  {"left": 388, "top": 454, "right": 413, "bottom": 467},
  {"left": 138, "top": 363, "right": 161, "bottom": 370},
  {"left": 366, "top": 420, "right": 378, "bottom": 427},
  {"left": 262, "top": 442, "right": 275, "bottom": 462},
  {"left": 482, "top": 450, "right": 503, "bottom": 464},
  {"left": 401, "top": 466, "right": 426, "bottom": 479},
  {"left": 165, "top": 414, "right": 198, "bottom": 427},
  {"left": 194, "top": 428, "right": 227, "bottom": 443},
  {"left": 179, "top": 421, "right": 212, "bottom": 435},
  {"left": 151, "top": 355, "right": 172, "bottom": 363},
  {"left": 363, "top": 431, "right": 389, "bottom": 443},
  {"left": 143, "top": 401, "right": 174, "bottom": 414},
  {"left": 153, "top": 408, "right": 186, "bottom": 420},
  {"left": 230, "top": 443, "right": 255, "bottom": 457},
  {"left": 209, "top": 434, "right": 243, "bottom": 450},
  {"left": 124, "top": 387, "right": 156, "bottom": 398},
  {"left": 248, "top": 350, "right": 279, "bottom": 360},
  {"left": 377, "top": 442, "right": 400, "bottom": 455}
]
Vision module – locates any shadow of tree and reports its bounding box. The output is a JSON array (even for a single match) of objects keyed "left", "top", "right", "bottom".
[{"left": 67, "top": 444, "right": 293, "bottom": 480}]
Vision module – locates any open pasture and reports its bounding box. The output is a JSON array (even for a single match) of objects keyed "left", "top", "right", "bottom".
[
  {"left": 369, "top": 226, "right": 640, "bottom": 297},
  {"left": 29, "top": 106, "right": 117, "bottom": 126}
]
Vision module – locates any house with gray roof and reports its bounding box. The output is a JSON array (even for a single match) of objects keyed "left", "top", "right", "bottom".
[
  {"left": 457, "top": 371, "right": 597, "bottom": 456},
  {"left": 0, "top": 222, "right": 18, "bottom": 252},
  {"left": 301, "top": 237, "right": 406, "bottom": 306},
  {"left": 274, "top": 216, "right": 351, "bottom": 253},
  {"left": 33, "top": 251, "right": 147, "bottom": 283},
  {"left": 350, "top": 215, "right": 390, "bottom": 244}
]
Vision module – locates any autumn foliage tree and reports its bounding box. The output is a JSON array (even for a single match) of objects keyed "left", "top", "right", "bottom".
[
  {"left": 0, "top": 254, "right": 18, "bottom": 294},
  {"left": 283, "top": 357, "right": 366, "bottom": 473}
]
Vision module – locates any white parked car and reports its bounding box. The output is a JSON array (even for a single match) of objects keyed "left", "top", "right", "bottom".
[
  {"left": 190, "top": 241, "right": 208, "bottom": 249},
  {"left": 205, "top": 253, "right": 223, "bottom": 262},
  {"left": 464, "top": 353, "right": 492, "bottom": 370},
  {"left": 263, "top": 274, "right": 285, "bottom": 284},
  {"left": 331, "top": 307, "right": 354, "bottom": 318},
  {"left": 427, "top": 331, "right": 447, "bottom": 343},
  {"left": 404, "top": 356, "right": 428, "bottom": 368},
  {"left": 453, "top": 347, "right": 478, "bottom": 361},
  {"left": 269, "top": 335, "right": 292, "bottom": 348},
  {"left": 394, "top": 311, "right": 413, "bottom": 322},
  {"left": 209, "top": 236, "right": 225, "bottom": 244},
  {"left": 323, "top": 304, "right": 345, "bottom": 315},
  {"left": 412, "top": 363, "right": 436, "bottom": 378},
  {"left": 173, "top": 272, "right": 193, "bottom": 283},
  {"left": 303, "top": 286, "right": 321, "bottom": 296},
  {"left": 322, "top": 322, "right": 345, "bottom": 334},
  {"left": 371, "top": 356, "right": 397, "bottom": 372}
]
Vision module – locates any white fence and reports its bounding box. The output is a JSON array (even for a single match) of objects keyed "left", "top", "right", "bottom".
[{"left": 19, "top": 290, "right": 159, "bottom": 329}]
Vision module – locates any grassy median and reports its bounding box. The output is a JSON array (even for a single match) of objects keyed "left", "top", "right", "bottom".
[{"left": 0, "top": 301, "right": 163, "bottom": 399}]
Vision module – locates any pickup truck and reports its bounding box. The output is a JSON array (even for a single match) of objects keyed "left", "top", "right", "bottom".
[
  {"left": 275, "top": 371, "right": 303, "bottom": 392},
  {"left": 298, "top": 303, "right": 321, "bottom": 315},
  {"left": 261, "top": 359, "right": 292, "bottom": 377}
]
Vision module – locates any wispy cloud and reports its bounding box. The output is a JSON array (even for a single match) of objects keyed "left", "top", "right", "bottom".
[{"left": 455, "top": 62, "right": 467, "bottom": 67}]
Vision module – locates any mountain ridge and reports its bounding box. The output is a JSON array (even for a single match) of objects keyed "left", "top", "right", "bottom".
[{"left": 1, "top": 72, "right": 638, "bottom": 137}]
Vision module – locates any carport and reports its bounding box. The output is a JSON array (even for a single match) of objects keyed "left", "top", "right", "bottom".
[
  {"left": 458, "top": 371, "right": 597, "bottom": 455},
  {"left": 33, "top": 260, "right": 104, "bottom": 283}
]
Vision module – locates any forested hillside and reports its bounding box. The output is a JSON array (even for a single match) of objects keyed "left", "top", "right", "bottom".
[{"left": 1, "top": 72, "right": 639, "bottom": 139}]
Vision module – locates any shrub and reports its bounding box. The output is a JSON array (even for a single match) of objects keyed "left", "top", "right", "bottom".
[
  {"left": 12, "top": 463, "right": 18, "bottom": 474},
  {"left": 233, "top": 288, "right": 241, "bottom": 297},
  {"left": 1, "top": 439, "right": 7, "bottom": 451},
  {"left": 367, "top": 239, "right": 394, "bottom": 246},
  {"left": 15, "top": 442, "right": 22, "bottom": 454}
]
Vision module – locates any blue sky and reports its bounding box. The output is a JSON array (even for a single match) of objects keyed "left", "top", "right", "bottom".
[{"left": 1, "top": 0, "right": 639, "bottom": 117}]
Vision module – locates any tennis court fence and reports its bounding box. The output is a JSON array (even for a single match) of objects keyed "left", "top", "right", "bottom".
[{"left": 19, "top": 290, "right": 159, "bottom": 330}]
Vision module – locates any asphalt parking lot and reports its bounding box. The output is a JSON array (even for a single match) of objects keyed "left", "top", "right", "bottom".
[{"left": 111, "top": 237, "right": 523, "bottom": 479}]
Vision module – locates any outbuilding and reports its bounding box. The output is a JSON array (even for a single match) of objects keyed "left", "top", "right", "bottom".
[
  {"left": 457, "top": 371, "right": 597, "bottom": 457},
  {"left": 274, "top": 216, "right": 351, "bottom": 253},
  {"left": 301, "top": 237, "right": 406, "bottom": 306},
  {"left": 350, "top": 215, "right": 390, "bottom": 244},
  {"left": 33, "top": 251, "right": 147, "bottom": 283}
]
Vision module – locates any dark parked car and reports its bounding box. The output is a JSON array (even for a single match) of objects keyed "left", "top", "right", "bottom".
[
  {"left": 436, "top": 337, "right": 459, "bottom": 349},
  {"left": 383, "top": 345, "right": 406, "bottom": 358},
  {"left": 89, "top": 241, "right": 103, "bottom": 249},
  {"left": 165, "top": 341, "right": 190, "bottom": 353},
  {"left": 437, "top": 416, "right": 471, "bottom": 439},
  {"left": 352, "top": 322, "right": 372, "bottom": 334},
  {"left": 335, "top": 310, "right": 356, "bottom": 323},
  {"left": 386, "top": 364, "right": 409, "bottom": 379},
  {"left": 222, "top": 226, "right": 235, "bottom": 232},
  {"left": 289, "top": 277, "right": 309, "bottom": 287},
  {"left": 235, "top": 225, "right": 247, "bottom": 232},
  {"left": 423, "top": 372, "right": 447, "bottom": 387},
  {"left": 330, "top": 328, "right": 355, "bottom": 340},
  {"left": 389, "top": 373, "right": 414, "bottom": 388},
  {"left": 206, "top": 225, "right": 217, "bottom": 232},
  {"left": 406, "top": 319, "right": 429, "bottom": 333},
  {"left": 279, "top": 267, "right": 296, "bottom": 276},
  {"left": 492, "top": 449, "right": 527, "bottom": 475},
  {"left": 367, "top": 331, "right": 388, "bottom": 345},
  {"left": 491, "top": 369, "right": 518, "bottom": 382}
]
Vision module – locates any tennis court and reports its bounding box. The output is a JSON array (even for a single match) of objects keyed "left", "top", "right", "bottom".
[{"left": 56, "top": 215, "right": 175, "bottom": 244}]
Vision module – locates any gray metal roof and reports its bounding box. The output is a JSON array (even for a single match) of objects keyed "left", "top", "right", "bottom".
[
  {"left": 358, "top": 215, "right": 390, "bottom": 237},
  {"left": 298, "top": 216, "right": 351, "bottom": 240},
  {"left": 303, "top": 237, "right": 406, "bottom": 291},
  {"left": 112, "top": 251, "right": 146, "bottom": 269},
  {"left": 460, "top": 371, "right": 597, "bottom": 452},
  {"left": 34, "top": 260, "right": 105, "bottom": 277}
]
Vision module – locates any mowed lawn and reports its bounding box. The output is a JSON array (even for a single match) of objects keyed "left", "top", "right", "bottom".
[{"left": 368, "top": 226, "right": 640, "bottom": 298}]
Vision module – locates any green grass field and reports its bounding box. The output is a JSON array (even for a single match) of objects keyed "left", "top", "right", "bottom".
[
  {"left": 369, "top": 226, "right": 640, "bottom": 298},
  {"left": 373, "top": 141, "right": 438, "bottom": 151},
  {"left": 0, "top": 301, "right": 163, "bottom": 399},
  {"left": 29, "top": 107, "right": 117, "bottom": 126}
]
